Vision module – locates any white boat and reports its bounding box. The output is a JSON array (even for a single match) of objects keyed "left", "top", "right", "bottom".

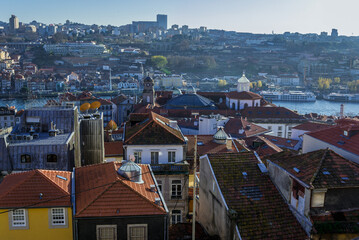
[
  {"left": 260, "top": 91, "right": 316, "bottom": 102},
  {"left": 324, "top": 93, "right": 359, "bottom": 102}
]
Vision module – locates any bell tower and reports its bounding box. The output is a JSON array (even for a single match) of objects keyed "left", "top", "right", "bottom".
[{"left": 142, "top": 76, "right": 155, "bottom": 104}]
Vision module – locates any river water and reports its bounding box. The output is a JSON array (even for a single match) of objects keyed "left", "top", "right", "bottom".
[
  {"left": 0, "top": 98, "right": 358, "bottom": 116},
  {"left": 272, "top": 100, "right": 359, "bottom": 116}
]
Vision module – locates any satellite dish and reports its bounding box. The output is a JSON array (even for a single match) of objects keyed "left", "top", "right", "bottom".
[
  {"left": 90, "top": 101, "right": 101, "bottom": 110},
  {"left": 80, "top": 103, "right": 91, "bottom": 112}
]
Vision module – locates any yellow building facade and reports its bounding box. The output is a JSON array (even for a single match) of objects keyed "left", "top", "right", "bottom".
[{"left": 0, "top": 207, "right": 73, "bottom": 240}]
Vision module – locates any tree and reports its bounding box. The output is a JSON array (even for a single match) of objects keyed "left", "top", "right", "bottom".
[
  {"left": 151, "top": 55, "right": 168, "bottom": 69},
  {"left": 20, "top": 87, "right": 29, "bottom": 94},
  {"left": 257, "top": 80, "right": 263, "bottom": 88},
  {"left": 218, "top": 79, "right": 227, "bottom": 87},
  {"left": 334, "top": 77, "right": 340, "bottom": 84}
]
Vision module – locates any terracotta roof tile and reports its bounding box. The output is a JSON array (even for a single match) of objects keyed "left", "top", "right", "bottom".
[
  {"left": 224, "top": 117, "right": 268, "bottom": 138},
  {"left": 263, "top": 135, "right": 300, "bottom": 150},
  {"left": 75, "top": 162, "right": 166, "bottom": 217},
  {"left": 267, "top": 149, "right": 359, "bottom": 188},
  {"left": 0, "top": 170, "right": 71, "bottom": 208},
  {"left": 206, "top": 152, "right": 307, "bottom": 240},
  {"left": 125, "top": 111, "right": 185, "bottom": 145},
  {"left": 241, "top": 107, "right": 306, "bottom": 121},
  {"left": 225, "top": 91, "right": 262, "bottom": 100},
  {"left": 292, "top": 122, "right": 332, "bottom": 132},
  {"left": 306, "top": 123, "right": 359, "bottom": 156}
]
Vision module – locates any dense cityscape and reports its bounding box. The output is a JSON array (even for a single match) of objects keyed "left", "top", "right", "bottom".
[{"left": 0, "top": 9, "right": 358, "bottom": 240}]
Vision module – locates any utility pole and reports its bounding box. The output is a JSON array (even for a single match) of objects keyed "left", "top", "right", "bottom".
[
  {"left": 109, "top": 68, "right": 112, "bottom": 91},
  {"left": 192, "top": 135, "right": 197, "bottom": 240}
]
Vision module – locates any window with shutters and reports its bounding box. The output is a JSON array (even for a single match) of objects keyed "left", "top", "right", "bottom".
[
  {"left": 171, "top": 180, "right": 182, "bottom": 199},
  {"left": 151, "top": 152, "right": 159, "bottom": 164},
  {"left": 127, "top": 224, "right": 147, "bottom": 240},
  {"left": 12, "top": 209, "right": 26, "bottom": 227},
  {"left": 171, "top": 210, "right": 182, "bottom": 224},
  {"left": 97, "top": 225, "right": 117, "bottom": 240},
  {"left": 168, "top": 151, "right": 176, "bottom": 163},
  {"left": 51, "top": 208, "right": 65, "bottom": 225}
]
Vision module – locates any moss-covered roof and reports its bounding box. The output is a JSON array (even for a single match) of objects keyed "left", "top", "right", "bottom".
[{"left": 207, "top": 152, "right": 308, "bottom": 240}]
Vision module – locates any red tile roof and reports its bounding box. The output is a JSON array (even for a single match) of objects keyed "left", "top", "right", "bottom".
[
  {"left": 0, "top": 170, "right": 72, "bottom": 208},
  {"left": 186, "top": 135, "right": 243, "bottom": 157},
  {"left": 125, "top": 111, "right": 185, "bottom": 145},
  {"left": 263, "top": 135, "right": 300, "bottom": 149},
  {"left": 267, "top": 149, "right": 359, "bottom": 188},
  {"left": 206, "top": 152, "right": 308, "bottom": 240},
  {"left": 306, "top": 123, "right": 359, "bottom": 156},
  {"left": 225, "top": 91, "right": 262, "bottom": 100},
  {"left": 104, "top": 142, "right": 124, "bottom": 157},
  {"left": 224, "top": 117, "right": 268, "bottom": 138},
  {"left": 241, "top": 107, "right": 306, "bottom": 122},
  {"left": 239, "top": 136, "right": 283, "bottom": 157},
  {"left": 292, "top": 122, "right": 332, "bottom": 132},
  {"left": 75, "top": 162, "right": 166, "bottom": 217}
]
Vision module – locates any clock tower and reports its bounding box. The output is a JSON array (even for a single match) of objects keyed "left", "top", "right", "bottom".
[{"left": 142, "top": 76, "right": 155, "bottom": 104}]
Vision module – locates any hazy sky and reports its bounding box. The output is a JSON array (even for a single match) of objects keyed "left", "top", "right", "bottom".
[{"left": 2, "top": 0, "right": 359, "bottom": 35}]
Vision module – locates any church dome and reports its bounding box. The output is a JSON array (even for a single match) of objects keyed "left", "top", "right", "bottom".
[
  {"left": 165, "top": 93, "right": 217, "bottom": 110},
  {"left": 238, "top": 73, "right": 250, "bottom": 83}
]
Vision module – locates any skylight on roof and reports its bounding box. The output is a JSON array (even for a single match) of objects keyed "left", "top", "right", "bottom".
[
  {"left": 293, "top": 167, "right": 300, "bottom": 173},
  {"left": 156, "top": 118, "right": 167, "bottom": 126},
  {"left": 337, "top": 140, "right": 345, "bottom": 145},
  {"left": 341, "top": 177, "right": 349, "bottom": 181},
  {"left": 197, "top": 141, "right": 204, "bottom": 146},
  {"left": 56, "top": 175, "right": 67, "bottom": 181},
  {"left": 322, "top": 171, "right": 330, "bottom": 175}
]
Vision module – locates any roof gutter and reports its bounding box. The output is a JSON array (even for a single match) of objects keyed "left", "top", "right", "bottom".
[{"left": 149, "top": 165, "right": 168, "bottom": 213}]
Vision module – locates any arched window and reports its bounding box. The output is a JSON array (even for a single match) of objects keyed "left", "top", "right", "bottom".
[
  {"left": 21, "top": 154, "right": 31, "bottom": 163},
  {"left": 47, "top": 154, "right": 58, "bottom": 163},
  {"left": 244, "top": 103, "right": 249, "bottom": 108},
  {"left": 232, "top": 102, "right": 236, "bottom": 110}
]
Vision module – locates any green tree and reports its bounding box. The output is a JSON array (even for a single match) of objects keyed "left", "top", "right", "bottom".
[
  {"left": 20, "top": 87, "right": 29, "bottom": 94},
  {"left": 334, "top": 77, "right": 340, "bottom": 84},
  {"left": 218, "top": 79, "right": 227, "bottom": 87},
  {"left": 151, "top": 55, "right": 168, "bottom": 69},
  {"left": 257, "top": 80, "right": 263, "bottom": 88}
]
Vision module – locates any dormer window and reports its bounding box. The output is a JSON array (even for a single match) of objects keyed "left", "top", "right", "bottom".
[
  {"left": 20, "top": 154, "right": 31, "bottom": 163},
  {"left": 47, "top": 154, "right": 58, "bottom": 163}
]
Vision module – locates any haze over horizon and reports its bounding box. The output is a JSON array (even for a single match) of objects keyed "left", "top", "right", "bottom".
[{"left": 2, "top": 0, "right": 359, "bottom": 36}]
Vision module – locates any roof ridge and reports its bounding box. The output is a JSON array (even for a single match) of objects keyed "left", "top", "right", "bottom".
[
  {"left": 37, "top": 170, "right": 71, "bottom": 196},
  {"left": 0, "top": 171, "right": 35, "bottom": 200},
  {"left": 309, "top": 148, "right": 329, "bottom": 186}
]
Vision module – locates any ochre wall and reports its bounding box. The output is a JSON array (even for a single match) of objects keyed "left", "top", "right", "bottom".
[{"left": 0, "top": 207, "right": 73, "bottom": 240}]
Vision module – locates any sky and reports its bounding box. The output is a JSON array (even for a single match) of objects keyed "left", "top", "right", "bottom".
[{"left": 2, "top": 0, "right": 359, "bottom": 36}]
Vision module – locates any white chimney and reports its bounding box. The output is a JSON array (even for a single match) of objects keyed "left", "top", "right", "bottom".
[{"left": 169, "top": 120, "right": 177, "bottom": 128}]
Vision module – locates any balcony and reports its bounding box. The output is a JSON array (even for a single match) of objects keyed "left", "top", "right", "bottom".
[{"left": 150, "top": 162, "right": 189, "bottom": 175}]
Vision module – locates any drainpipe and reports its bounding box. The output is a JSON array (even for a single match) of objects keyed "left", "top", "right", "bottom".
[{"left": 228, "top": 209, "right": 238, "bottom": 240}]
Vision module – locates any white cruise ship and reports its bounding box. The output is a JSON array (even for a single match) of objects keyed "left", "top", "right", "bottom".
[
  {"left": 324, "top": 93, "right": 359, "bottom": 102},
  {"left": 260, "top": 91, "right": 316, "bottom": 102}
]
